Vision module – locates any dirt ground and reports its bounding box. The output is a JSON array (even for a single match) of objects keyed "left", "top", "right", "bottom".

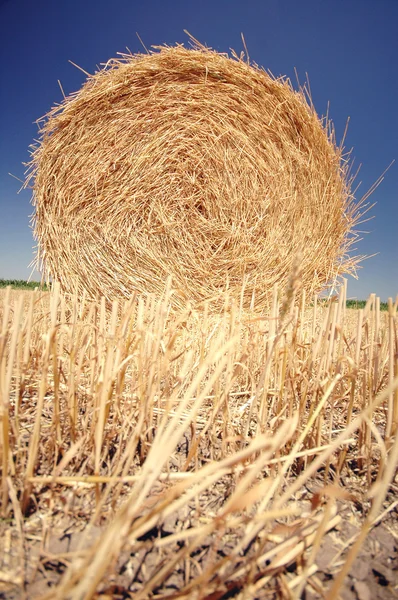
[{"left": 1, "top": 469, "right": 397, "bottom": 599}]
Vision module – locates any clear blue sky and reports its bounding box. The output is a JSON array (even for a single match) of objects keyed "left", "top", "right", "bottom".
[{"left": 0, "top": 0, "right": 397, "bottom": 301}]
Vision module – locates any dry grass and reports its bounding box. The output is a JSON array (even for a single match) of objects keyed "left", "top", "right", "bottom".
[
  {"left": 26, "top": 39, "right": 370, "bottom": 310},
  {"left": 1, "top": 280, "right": 397, "bottom": 598}
]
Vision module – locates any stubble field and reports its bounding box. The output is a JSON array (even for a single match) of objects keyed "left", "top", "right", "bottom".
[{"left": 0, "top": 282, "right": 397, "bottom": 599}]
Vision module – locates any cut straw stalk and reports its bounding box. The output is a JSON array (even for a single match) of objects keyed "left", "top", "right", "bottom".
[{"left": 26, "top": 439, "right": 356, "bottom": 485}]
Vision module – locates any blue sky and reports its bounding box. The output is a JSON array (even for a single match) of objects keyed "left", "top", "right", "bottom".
[{"left": 0, "top": 0, "right": 397, "bottom": 300}]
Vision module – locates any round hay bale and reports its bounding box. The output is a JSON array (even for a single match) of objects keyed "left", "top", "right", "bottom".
[{"left": 28, "top": 43, "right": 361, "bottom": 310}]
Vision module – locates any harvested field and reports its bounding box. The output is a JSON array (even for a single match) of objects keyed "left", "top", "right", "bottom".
[{"left": 0, "top": 282, "right": 397, "bottom": 599}]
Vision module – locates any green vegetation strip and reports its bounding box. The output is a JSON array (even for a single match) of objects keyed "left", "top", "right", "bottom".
[
  {"left": 0, "top": 279, "right": 49, "bottom": 291},
  {"left": 346, "top": 299, "right": 388, "bottom": 311},
  {"left": 0, "top": 280, "right": 390, "bottom": 309}
]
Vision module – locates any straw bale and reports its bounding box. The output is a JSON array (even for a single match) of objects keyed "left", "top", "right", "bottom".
[{"left": 27, "top": 42, "right": 362, "bottom": 309}]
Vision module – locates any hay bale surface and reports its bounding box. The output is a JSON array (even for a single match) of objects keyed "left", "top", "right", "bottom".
[{"left": 28, "top": 43, "right": 360, "bottom": 309}]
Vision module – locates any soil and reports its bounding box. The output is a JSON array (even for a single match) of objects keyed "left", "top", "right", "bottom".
[{"left": 1, "top": 481, "right": 397, "bottom": 600}]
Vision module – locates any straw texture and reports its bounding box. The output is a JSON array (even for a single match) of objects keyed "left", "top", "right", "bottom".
[{"left": 28, "top": 42, "right": 361, "bottom": 308}]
